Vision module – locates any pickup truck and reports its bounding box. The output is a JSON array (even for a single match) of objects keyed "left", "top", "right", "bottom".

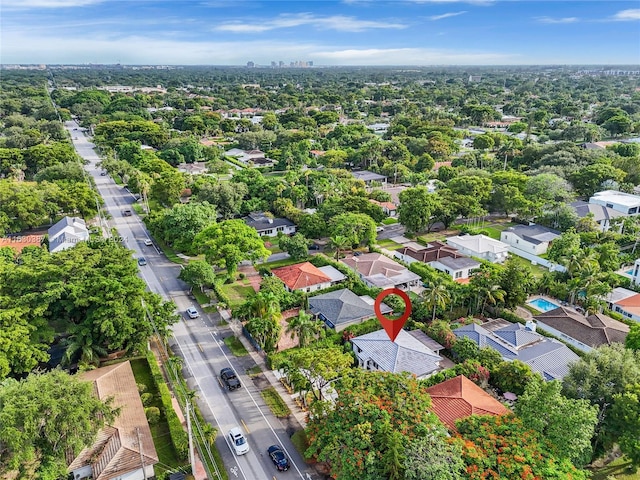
[{"left": 220, "top": 368, "right": 241, "bottom": 391}]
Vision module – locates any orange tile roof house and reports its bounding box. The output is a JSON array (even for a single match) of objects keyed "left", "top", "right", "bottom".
[
  {"left": 67, "top": 362, "right": 158, "bottom": 480},
  {"left": 271, "top": 261, "right": 345, "bottom": 292},
  {"left": 426, "top": 375, "right": 510, "bottom": 431}
]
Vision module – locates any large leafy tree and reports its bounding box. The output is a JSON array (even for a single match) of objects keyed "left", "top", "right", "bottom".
[
  {"left": 398, "top": 186, "right": 441, "bottom": 234},
  {"left": 457, "top": 415, "right": 588, "bottom": 480},
  {"left": 608, "top": 383, "right": 640, "bottom": 469},
  {"left": 515, "top": 379, "right": 598, "bottom": 466},
  {"left": 330, "top": 212, "right": 377, "bottom": 247},
  {"left": 305, "top": 370, "right": 444, "bottom": 480},
  {"left": 178, "top": 260, "right": 216, "bottom": 292},
  {"left": 150, "top": 201, "right": 217, "bottom": 253},
  {"left": 0, "top": 370, "right": 118, "bottom": 479},
  {"left": 499, "top": 257, "right": 534, "bottom": 309},
  {"left": 404, "top": 433, "right": 466, "bottom": 480},
  {"left": 194, "top": 219, "right": 270, "bottom": 278},
  {"left": 278, "top": 233, "right": 310, "bottom": 261}
]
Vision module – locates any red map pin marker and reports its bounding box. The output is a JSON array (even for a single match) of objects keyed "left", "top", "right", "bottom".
[{"left": 374, "top": 288, "right": 412, "bottom": 343}]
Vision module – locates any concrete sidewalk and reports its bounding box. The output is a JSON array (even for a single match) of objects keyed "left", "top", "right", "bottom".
[{"left": 228, "top": 318, "right": 309, "bottom": 428}]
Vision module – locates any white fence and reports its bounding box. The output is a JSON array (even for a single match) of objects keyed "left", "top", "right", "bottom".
[{"left": 507, "top": 247, "right": 567, "bottom": 273}]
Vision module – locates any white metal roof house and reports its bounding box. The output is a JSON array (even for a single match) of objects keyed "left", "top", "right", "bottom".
[
  {"left": 589, "top": 190, "right": 640, "bottom": 215},
  {"left": 48, "top": 216, "right": 90, "bottom": 253},
  {"left": 569, "top": 201, "right": 625, "bottom": 232},
  {"left": 500, "top": 224, "right": 560, "bottom": 256},
  {"left": 431, "top": 256, "right": 481, "bottom": 282},
  {"left": 351, "top": 329, "right": 444, "bottom": 378},
  {"left": 446, "top": 235, "right": 509, "bottom": 263}
]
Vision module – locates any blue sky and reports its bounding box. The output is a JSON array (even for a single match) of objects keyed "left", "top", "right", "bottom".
[{"left": 2, "top": 0, "right": 639, "bottom": 65}]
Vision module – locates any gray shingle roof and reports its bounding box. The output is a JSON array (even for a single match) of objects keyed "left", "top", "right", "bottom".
[
  {"left": 453, "top": 322, "right": 580, "bottom": 380},
  {"left": 351, "top": 329, "right": 442, "bottom": 377},
  {"left": 243, "top": 212, "right": 295, "bottom": 232},
  {"left": 309, "top": 288, "right": 391, "bottom": 330},
  {"left": 351, "top": 170, "right": 387, "bottom": 182},
  {"left": 504, "top": 224, "right": 560, "bottom": 245},
  {"left": 435, "top": 256, "right": 481, "bottom": 270},
  {"left": 570, "top": 201, "right": 624, "bottom": 222}
]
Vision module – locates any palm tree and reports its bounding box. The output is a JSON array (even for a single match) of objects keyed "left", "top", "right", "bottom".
[
  {"left": 329, "top": 234, "right": 350, "bottom": 260},
  {"left": 286, "top": 310, "right": 322, "bottom": 347},
  {"left": 62, "top": 325, "right": 107, "bottom": 367},
  {"left": 421, "top": 277, "right": 451, "bottom": 322}
]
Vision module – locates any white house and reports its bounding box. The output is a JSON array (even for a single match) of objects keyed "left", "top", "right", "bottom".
[
  {"left": 589, "top": 190, "right": 640, "bottom": 215},
  {"left": 569, "top": 201, "right": 625, "bottom": 232},
  {"left": 605, "top": 287, "right": 640, "bottom": 322},
  {"left": 243, "top": 212, "right": 296, "bottom": 237},
  {"left": 500, "top": 224, "right": 560, "bottom": 255},
  {"left": 631, "top": 258, "right": 640, "bottom": 286},
  {"left": 351, "top": 329, "right": 444, "bottom": 378},
  {"left": 341, "top": 252, "right": 421, "bottom": 290},
  {"left": 48, "top": 216, "right": 89, "bottom": 253},
  {"left": 431, "top": 256, "right": 481, "bottom": 282},
  {"left": 446, "top": 235, "right": 509, "bottom": 263}
]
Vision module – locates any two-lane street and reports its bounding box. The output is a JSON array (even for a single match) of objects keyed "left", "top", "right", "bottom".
[{"left": 66, "top": 120, "right": 318, "bottom": 480}]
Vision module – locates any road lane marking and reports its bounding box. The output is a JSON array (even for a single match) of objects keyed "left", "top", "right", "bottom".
[
  {"left": 241, "top": 419, "right": 250, "bottom": 434},
  {"left": 197, "top": 343, "right": 204, "bottom": 353}
]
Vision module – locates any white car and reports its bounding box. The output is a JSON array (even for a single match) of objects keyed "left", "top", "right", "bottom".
[
  {"left": 228, "top": 427, "right": 250, "bottom": 455},
  {"left": 376, "top": 226, "right": 385, "bottom": 233},
  {"left": 186, "top": 307, "right": 199, "bottom": 319},
  {"left": 143, "top": 239, "right": 153, "bottom": 246}
]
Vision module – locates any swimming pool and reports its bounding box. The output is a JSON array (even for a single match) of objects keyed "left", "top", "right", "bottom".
[
  {"left": 626, "top": 269, "right": 635, "bottom": 276},
  {"left": 527, "top": 298, "right": 561, "bottom": 313}
]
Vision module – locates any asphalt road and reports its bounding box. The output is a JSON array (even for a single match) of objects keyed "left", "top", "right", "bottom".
[{"left": 66, "top": 121, "right": 318, "bottom": 480}]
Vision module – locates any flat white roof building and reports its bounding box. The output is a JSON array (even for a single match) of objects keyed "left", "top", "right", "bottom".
[{"left": 589, "top": 190, "right": 640, "bottom": 215}]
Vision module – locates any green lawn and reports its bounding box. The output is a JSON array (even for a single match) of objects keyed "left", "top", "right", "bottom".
[
  {"left": 592, "top": 457, "right": 640, "bottom": 480},
  {"left": 382, "top": 217, "right": 398, "bottom": 225},
  {"left": 377, "top": 238, "right": 401, "bottom": 249},
  {"left": 261, "top": 257, "right": 305, "bottom": 269},
  {"left": 154, "top": 239, "right": 185, "bottom": 264},
  {"left": 291, "top": 430, "right": 311, "bottom": 460},
  {"left": 260, "top": 387, "right": 291, "bottom": 418},
  {"left": 192, "top": 289, "right": 211, "bottom": 306},
  {"left": 507, "top": 254, "right": 549, "bottom": 278},
  {"left": 220, "top": 283, "right": 256, "bottom": 308},
  {"left": 223, "top": 336, "right": 249, "bottom": 356},
  {"left": 129, "top": 358, "right": 184, "bottom": 477}
]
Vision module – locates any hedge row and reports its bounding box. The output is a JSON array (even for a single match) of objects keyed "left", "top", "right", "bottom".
[
  {"left": 212, "top": 278, "right": 231, "bottom": 306},
  {"left": 145, "top": 350, "right": 189, "bottom": 460}
]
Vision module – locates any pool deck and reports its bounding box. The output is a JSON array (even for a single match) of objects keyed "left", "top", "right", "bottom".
[{"left": 526, "top": 295, "right": 568, "bottom": 314}]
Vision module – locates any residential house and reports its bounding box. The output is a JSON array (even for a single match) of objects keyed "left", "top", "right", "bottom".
[
  {"left": 630, "top": 258, "right": 640, "bottom": 286},
  {"left": 308, "top": 288, "right": 392, "bottom": 331},
  {"left": 176, "top": 161, "right": 208, "bottom": 175},
  {"left": 224, "top": 148, "right": 275, "bottom": 167},
  {"left": 605, "top": 287, "right": 640, "bottom": 322},
  {"left": 453, "top": 319, "right": 580, "bottom": 380},
  {"left": 271, "top": 262, "right": 345, "bottom": 293},
  {"left": 589, "top": 190, "right": 640, "bottom": 215},
  {"left": 500, "top": 224, "right": 560, "bottom": 255},
  {"left": 67, "top": 361, "right": 158, "bottom": 480},
  {"left": 243, "top": 212, "right": 296, "bottom": 237},
  {"left": 446, "top": 235, "right": 510, "bottom": 263},
  {"left": 351, "top": 170, "right": 387, "bottom": 186},
  {"left": 48, "top": 216, "right": 90, "bottom": 253},
  {"left": 341, "top": 252, "right": 421, "bottom": 290},
  {"left": 431, "top": 256, "right": 481, "bottom": 283},
  {"left": 351, "top": 329, "right": 444, "bottom": 378},
  {"left": 369, "top": 199, "right": 398, "bottom": 217},
  {"left": 426, "top": 375, "right": 510, "bottom": 431},
  {"left": 569, "top": 201, "right": 624, "bottom": 232},
  {"left": 533, "top": 307, "right": 629, "bottom": 353},
  {"left": 395, "top": 241, "right": 461, "bottom": 265}
]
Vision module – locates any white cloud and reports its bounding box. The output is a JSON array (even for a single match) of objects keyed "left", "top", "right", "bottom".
[
  {"left": 1, "top": 0, "right": 103, "bottom": 7},
  {"left": 215, "top": 13, "right": 406, "bottom": 33},
  {"left": 313, "top": 47, "right": 517, "bottom": 65},
  {"left": 536, "top": 16, "right": 579, "bottom": 24},
  {"left": 611, "top": 9, "right": 640, "bottom": 21},
  {"left": 429, "top": 11, "right": 467, "bottom": 20}
]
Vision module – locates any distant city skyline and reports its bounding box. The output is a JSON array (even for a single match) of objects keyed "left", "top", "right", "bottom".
[{"left": 1, "top": 0, "right": 639, "bottom": 66}]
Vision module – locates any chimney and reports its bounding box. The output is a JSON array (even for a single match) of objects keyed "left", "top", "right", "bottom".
[{"left": 525, "top": 320, "right": 537, "bottom": 332}]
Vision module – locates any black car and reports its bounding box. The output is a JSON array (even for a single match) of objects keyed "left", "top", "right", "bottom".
[
  {"left": 267, "top": 445, "right": 290, "bottom": 471},
  {"left": 220, "top": 367, "right": 241, "bottom": 390}
]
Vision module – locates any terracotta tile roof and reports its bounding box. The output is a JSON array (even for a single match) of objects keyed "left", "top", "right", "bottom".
[
  {"left": 68, "top": 362, "right": 158, "bottom": 480},
  {"left": 427, "top": 375, "right": 509, "bottom": 431},
  {"left": 0, "top": 234, "right": 44, "bottom": 253},
  {"left": 616, "top": 293, "right": 640, "bottom": 307},
  {"left": 272, "top": 262, "right": 331, "bottom": 291}
]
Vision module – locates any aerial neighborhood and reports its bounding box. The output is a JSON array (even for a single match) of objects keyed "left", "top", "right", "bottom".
[{"left": 1, "top": 64, "right": 640, "bottom": 480}]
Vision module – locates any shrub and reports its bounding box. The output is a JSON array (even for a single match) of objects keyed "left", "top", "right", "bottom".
[
  {"left": 141, "top": 392, "right": 154, "bottom": 406},
  {"left": 145, "top": 406, "right": 161, "bottom": 424},
  {"left": 239, "top": 272, "right": 246, "bottom": 279},
  {"left": 137, "top": 383, "right": 147, "bottom": 394}
]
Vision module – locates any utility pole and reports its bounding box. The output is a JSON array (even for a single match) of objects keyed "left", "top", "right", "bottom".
[
  {"left": 137, "top": 427, "right": 148, "bottom": 480},
  {"left": 186, "top": 399, "right": 196, "bottom": 475}
]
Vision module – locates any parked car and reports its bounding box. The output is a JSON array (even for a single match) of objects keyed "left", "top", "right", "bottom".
[
  {"left": 267, "top": 445, "right": 290, "bottom": 471},
  {"left": 137, "top": 257, "right": 147, "bottom": 266},
  {"left": 376, "top": 226, "right": 385, "bottom": 232},
  {"left": 220, "top": 367, "right": 241, "bottom": 390},
  {"left": 100, "top": 171, "right": 107, "bottom": 176},
  {"left": 228, "top": 427, "right": 249, "bottom": 455},
  {"left": 186, "top": 306, "right": 199, "bottom": 319},
  {"left": 143, "top": 239, "right": 153, "bottom": 246}
]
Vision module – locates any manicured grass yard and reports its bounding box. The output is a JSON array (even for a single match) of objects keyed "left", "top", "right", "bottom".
[
  {"left": 262, "top": 257, "right": 305, "bottom": 269},
  {"left": 507, "top": 254, "right": 549, "bottom": 278},
  {"left": 223, "top": 335, "right": 249, "bottom": 356},
  {"left": 129, "top": 358, "right": 184, "bottom": 477},
  {"left": 260, "top": 387, "right": 291, "bottom": 418},
  {"left": 220, "top": 283, "right": 256, "bottom": 308},
  {"left": 377, "top": 238, "right": 401, "bottom": 249},
  {"left": 382, "top": 217, "right": 398, "bottom": 225}
]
